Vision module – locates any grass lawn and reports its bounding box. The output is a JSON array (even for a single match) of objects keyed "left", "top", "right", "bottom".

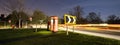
[{"left": 0, "top": 28, "right": 120, "bottom": 45}]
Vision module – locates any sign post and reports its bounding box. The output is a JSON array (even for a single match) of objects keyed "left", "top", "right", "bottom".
[
  {"left": 64, "top": 14, "right": 76, "bottom": 35},
  {"left": 66, "top": 24, "right": 69, "bottom": 35}
]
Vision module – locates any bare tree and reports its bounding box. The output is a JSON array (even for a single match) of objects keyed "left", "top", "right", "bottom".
[
  {"left": 68, "top": 5, "right": 87, "bottom": 24},
  {"left": 0, "top": 0, "right": 26, "bottom": 28},
  {"left": 86, "top": 12, "right": 103, "bottom": 24},
  {"left": 0, "top": 0, "right": 25, "bottom": 13}
]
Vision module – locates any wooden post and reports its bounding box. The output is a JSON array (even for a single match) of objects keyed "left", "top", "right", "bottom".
[{"left": 73, "top": 25, "right": 74, "bottom": 32}]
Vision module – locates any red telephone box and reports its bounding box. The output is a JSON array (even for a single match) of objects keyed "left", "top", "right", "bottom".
[{"left": 50, "top": 16, "right": 58, "bottom": 32}]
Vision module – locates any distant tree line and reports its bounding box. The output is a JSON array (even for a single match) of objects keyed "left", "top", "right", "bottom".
[
  {"left": 0, "top": 0, "right": 48, "bottom": 28},
  {"left": 0, "top": 9, "right": 48, "bottom": 27},
  {"left": 106, "top": 15, "right": 120, "bottom": 24},
  {"left": 60, "top": 5, "right": 120, "bottom": 24}
]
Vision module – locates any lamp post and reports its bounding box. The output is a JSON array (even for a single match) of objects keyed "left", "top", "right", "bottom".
[
  {"left": 8, "top": 20, "right": 11, "bottom": 28},
  {"left": 19, "top": 15, "right": 21, "bottom": 28},
  {"left": 26, "top": 20, "right": 28, "bottom": 28},
  {"left": 39, "top": 20, "right": 43, "bottom": 29}
]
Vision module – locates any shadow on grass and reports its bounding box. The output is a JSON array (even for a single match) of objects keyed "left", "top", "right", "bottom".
[
  {"left": 0, "top": 29, "right": 120, "bottom": 45},
  {"left": 0, "top": 28, "right": 56, "bottom": 44},
  {"left": 0, "top": 31, "right": 58, "bottom": 44}
]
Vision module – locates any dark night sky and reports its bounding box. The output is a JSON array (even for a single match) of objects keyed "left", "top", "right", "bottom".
[{"left": 1, "top": 0, "right": 120, "bottom": 20}]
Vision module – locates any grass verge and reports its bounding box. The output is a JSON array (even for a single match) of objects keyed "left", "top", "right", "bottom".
[{"left": 0, "top": 29, "right": 120, "bottom": 45}]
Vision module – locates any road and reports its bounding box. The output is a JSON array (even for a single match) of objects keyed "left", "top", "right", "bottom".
[
  {"left": 59, "top": 26, "right": 120, "bottom": 40},
  {"left": 1, "top": 24, "right": 120, "bottom": 40}
]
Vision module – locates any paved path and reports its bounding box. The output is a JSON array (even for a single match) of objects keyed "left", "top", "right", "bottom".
[{"left": 59, "top": 27, "right": 120, "bottom": 40}]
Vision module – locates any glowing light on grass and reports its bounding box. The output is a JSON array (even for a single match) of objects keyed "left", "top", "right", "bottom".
[{"left": 37, "top": 31, "right": 52, "bottom": 35}]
